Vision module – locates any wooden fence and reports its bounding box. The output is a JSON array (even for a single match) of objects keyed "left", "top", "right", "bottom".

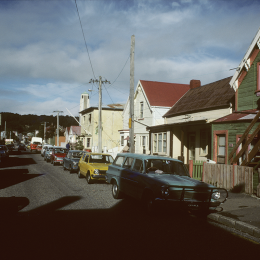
[
  {"left": 203, "top": 163, "right": 254, "bottom": 194},
  {"left": 188, "top": 160, "right": 203, "bottom": 180}
]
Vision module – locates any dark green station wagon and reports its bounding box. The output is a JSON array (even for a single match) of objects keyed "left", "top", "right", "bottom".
[{"left": 106, "top": 153, "right": 228, "bottom": 215}]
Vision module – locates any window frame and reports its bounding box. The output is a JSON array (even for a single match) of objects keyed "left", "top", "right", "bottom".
[
  {"left": 213, "top": 130, "right": 228, "bottom": 164},
  {"left": 153, "top": 132, "right": 167, "bottom": 154}
]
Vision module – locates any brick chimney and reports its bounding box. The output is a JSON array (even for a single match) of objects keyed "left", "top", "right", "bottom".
[{"left": 190, "top": 80, "right": 201, "bottom": 89}]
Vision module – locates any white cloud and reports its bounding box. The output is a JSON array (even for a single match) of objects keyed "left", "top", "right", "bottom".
[{"left": 0, "top": 0, "right": 260, "bottom": 115}]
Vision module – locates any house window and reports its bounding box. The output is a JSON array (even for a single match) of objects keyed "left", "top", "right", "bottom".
[
  {"left": 153, "top": 133, "right": 167, "bottom": 153},
  {"left": 83, "top": 116, "right": 85, "bottom": 123},
  {"left": 121, "top": 136, "right": 124, "bottom": 146},
  {"left": 87, "top": 138, "right": 91, "bottom": 148},
  {"left": 140, "top": 102, "right": 144, "bottom": 118},
  {"left": 217, "top": 135, "right": 226, "bottom": 164},
  {"left": 200, "top": 130, "right": 208, "bottom": 155},
  {"left": 89, "top": 114, "right": 92, "bottom": 123}
]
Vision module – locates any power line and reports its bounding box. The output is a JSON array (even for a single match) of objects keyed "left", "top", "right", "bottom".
[
  {"left": 74, "top": 0, "right": 96, "bottom": 80},
  {"left": 110, "top": 55, "right": 130, "bottom": 86}
]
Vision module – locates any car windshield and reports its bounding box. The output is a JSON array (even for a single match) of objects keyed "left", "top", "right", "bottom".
[
  {"left": 71, "top": 152, "right": 84, "bottom": 158},
  {"left": 145, "top": 159, "right": 189, "bottom": 177},
  {"left": 89, "top": 154, "right": 113, "bottom": 163},
  {"left": 54, "top": 148, "right": 65, "bottom": 153}
]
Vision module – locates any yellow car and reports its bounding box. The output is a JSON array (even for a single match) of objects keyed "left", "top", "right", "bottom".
[{"left": 78, "top": 153, "right": 114, "bottom": 184}]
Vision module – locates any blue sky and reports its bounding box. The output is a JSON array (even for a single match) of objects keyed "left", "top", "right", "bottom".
[{"left": 0, "top": 0, "right": 260, "bottom": 117}]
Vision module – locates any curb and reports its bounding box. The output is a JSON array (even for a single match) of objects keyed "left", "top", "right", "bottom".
[{"left": 207, "top": 213, "right": 260, "bottom": 239}]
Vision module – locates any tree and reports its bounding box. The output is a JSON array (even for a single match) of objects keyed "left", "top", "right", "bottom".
[{"left": 75, "top": 138, "right": 84, "bottom": 150}]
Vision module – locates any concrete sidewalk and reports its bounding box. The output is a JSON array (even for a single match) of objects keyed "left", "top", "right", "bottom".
[{"left": 207, "top": 192, "right": 260, "bottom": 239}]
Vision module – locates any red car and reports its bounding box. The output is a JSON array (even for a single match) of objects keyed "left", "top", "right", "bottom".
[
  {"left": 36, "top": 145, "right": 42, "bottom": 153},
  {"left": 50, "top": 147, "right": 67, "bottom": 166}
]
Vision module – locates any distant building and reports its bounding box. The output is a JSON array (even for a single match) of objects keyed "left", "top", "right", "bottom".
[{"left": 79, "top": 92, "right": 124, "bottom": 153}]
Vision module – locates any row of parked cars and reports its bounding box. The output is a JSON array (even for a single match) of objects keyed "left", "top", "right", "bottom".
[{"left": 40, "top": 144, "right": 228, "bottom": 215}]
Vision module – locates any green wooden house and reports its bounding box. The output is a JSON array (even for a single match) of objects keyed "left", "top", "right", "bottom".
[{"left": 211, "top": 27, "right": 260, "bottom": 168}]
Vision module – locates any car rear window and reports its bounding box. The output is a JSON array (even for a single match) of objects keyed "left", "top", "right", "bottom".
[
  {"left": 122, "top": 157, "right": 134, "bottom": 169},
  {"left": 113, "top": 156, "right": 125, "bottom": 166}
]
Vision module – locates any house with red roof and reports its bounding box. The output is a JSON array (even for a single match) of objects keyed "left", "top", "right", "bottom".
[
  {"left": 119, "top": 80, "right": 190, "bottom": 154},
  {"left": 147, "top": 77, "right": 235, "bottom": 163}
]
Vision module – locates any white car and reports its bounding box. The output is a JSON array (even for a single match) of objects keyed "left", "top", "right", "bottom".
[{"left": 41, "top": 144, "right": 53, "bottom": 157}]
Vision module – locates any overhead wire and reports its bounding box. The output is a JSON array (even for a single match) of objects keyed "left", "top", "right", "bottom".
[{"left": 74, "top": 0, "right": 96, "bottom": 80}]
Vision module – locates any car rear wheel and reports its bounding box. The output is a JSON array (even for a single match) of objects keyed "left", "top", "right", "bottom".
[
  {"left": 69, "top": 165, "right": 73, "bottom": 173},
  {"left": 112, "top": 181, "right": 123, "bottom": 199},
  {"left": 86, "top": 172, "right": 93, "bottom": 184}
]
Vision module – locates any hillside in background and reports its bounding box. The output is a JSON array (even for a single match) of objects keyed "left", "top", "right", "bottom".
[{"left": 0, "top": 113, "right": 79, "bottom": 140}]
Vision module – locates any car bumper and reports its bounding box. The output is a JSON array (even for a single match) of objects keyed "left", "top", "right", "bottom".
[
  {"left": 54, "top": 160, "right": 63, "bottom": 164},
  {"left": 91, "top": 174, "right": 106, "bottom": 180},
  {"left": 155, "top": 198, "right": 221, "bottom": 211}
]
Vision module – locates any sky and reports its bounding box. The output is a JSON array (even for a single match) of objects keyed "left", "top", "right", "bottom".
[{"left": 0, "top": 0, "right": 260, "bottom": 117}]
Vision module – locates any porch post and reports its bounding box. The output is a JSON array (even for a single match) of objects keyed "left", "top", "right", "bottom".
[{"left": 189, "top": 160, "right": 193, "bottom": 178}]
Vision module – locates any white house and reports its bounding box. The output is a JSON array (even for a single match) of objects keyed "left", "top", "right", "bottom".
[{"left": 119, "top": 80, "right": 190, "bottom": 154}]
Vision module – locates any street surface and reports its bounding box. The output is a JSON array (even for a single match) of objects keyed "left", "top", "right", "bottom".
[{"left": 0, "top": 152, "right": 259, "bottom": 259}]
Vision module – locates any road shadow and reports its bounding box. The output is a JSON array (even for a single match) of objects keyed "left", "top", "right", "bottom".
[
  {"left": 0, "top": 169, "right": 42, "bottom": 189},
  {"left": 0, "top": 156, "right": 37, "bottom": 168},
  {"left": 0, "top": 196, "right": 259, "bottom": 259}
]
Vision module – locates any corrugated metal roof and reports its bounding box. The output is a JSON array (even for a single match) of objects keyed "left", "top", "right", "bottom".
[
  {"left": 213, "top": 109, "right": 260, "bottom": 123},
  {"left": 140, "top": 80, "right": 190, "bottom": 107},
  {"left": 164, "top": 77, "right": 234, "bottom": 117}
]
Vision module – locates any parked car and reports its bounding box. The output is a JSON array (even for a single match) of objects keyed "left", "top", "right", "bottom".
[
  {"left": 78, "top": 153, "right": 114, "bottom": 184},
  {"left": 63, "top": 150, "right": 85, "bottom": 173},
  {"left": 18, "top": 143, "right": 26, "bottom": 152},
  {"left": 6, "top": 144, "right": 15, "bottom": 153},
  {"left": 50, "top": 147, "right": 67, "bottom": 166},
  {"left": 44, "top": 146, "right": 54, "bottom": 162},
  {"left": 36, "top": 144, "right": 42, "bottom": 153},
  {"left": 106, "top": 153, "right": 228, "bottom": 215},
  {"left": 0, "top": 145, "right": 9, "bottom": 159},
  {"left": 41, "top": 144, "right": 53, "bottom": 157}
]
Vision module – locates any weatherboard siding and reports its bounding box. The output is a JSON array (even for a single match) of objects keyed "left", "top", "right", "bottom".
[
  {"left": 212, "top": 122, "right": 260, "bottom": 163},
  {"left": 237, "top": 52, "right": 260, "bottom": 111},
  {"left": 165, "top": 107, "right": 231, "bottom": 125}
]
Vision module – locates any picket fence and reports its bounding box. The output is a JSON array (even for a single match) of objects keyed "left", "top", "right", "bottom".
[{"left": 203, "top": 163, "right": 254, "bottom": 194}]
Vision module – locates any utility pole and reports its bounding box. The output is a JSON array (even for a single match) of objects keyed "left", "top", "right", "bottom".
[
  {"left": 41, "top": 122, "right": 48, "bottom": 144},
  {"left": 129, "top": 35, "right": 135, "bottom": 153},
  {"left": 89, "top": 77, "right": 110, "bottom": 153},
  {"left": 53, "top": 111, "right": 63, "bottom": 146}
]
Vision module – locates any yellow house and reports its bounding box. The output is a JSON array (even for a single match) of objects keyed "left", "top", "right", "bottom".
[{"left": 79, "top": 93, "right": 124, "bottom": 153}]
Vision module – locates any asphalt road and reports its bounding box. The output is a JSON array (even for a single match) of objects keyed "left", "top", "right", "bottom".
[{"left": 0, "top": 152, "right": 259, "bottom": 259}]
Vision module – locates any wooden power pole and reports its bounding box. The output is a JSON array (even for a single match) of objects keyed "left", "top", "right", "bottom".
[{"left": 129, "top": 35, "right": 135, "bottom": 153}]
